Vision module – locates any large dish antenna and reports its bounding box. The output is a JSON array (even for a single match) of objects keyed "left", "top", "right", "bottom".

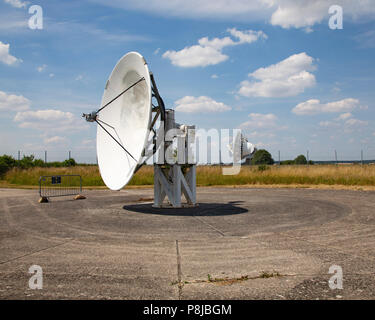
[{"left": 83, "top": 52, "right": 166, "bottom": 190}]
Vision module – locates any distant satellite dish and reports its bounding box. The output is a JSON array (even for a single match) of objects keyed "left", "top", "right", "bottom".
[{"left": 228, "top": 132, "right": 257, "bottom": 163}]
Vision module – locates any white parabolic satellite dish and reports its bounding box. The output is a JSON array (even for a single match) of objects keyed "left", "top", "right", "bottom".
[{"left": 97, "top": 52, "right": 152, "bottom": 190}]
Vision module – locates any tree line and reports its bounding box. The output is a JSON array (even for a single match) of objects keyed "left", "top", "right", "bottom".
[
  {"left": 251, "top": 149, "right": 314, "bottom": 165},
  {"left": 0, "top": 154, "right": 78, "bottom": 177}
]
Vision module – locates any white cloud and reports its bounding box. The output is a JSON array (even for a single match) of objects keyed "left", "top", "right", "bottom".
[
  {"left": 345, "top": 118, "right": 368, "bottom": 127},
  {"left": 87, "top": 0, "right": 375, "bottom": 29},
  {"left": 335, "top": 112, "right": 352, "bottom": 121},
  {"left": 4, "top": 0, "right": 28, "bottom": 8},
  {"left": 154, "top": 48, "right": 160, "bottom": 55},
  {"left": 211, "top": 74, "right": 219, "bottom": 79},
  {"left": 239, "top": 113, "right": 278, "bottom": 129},
  {"left": 37, "top": 64, "right": 47, "bottom": 72},
  {"left": 320, "top": 118, "right": 368, "bottom": 129},
  {"left": 227, "top": 28, "right": 268, "bottom": 43},
  {"left": 174, "top": 96, "right": 231, "bottom": 113},
  {"left": 239, "top": 52, "right": 316, "bottom": 97},
  {"left": 247, "top": 131, "right": 275, "bottom": 138},
  {"left": 163, "top": 45, "right": 228, "bottom": 68},
  {"left": 80, "top": 139, "right": 95, "bottom": 149},
  {"left": 0, "top": 41, "right": 21, "bottom": 65},
  {"left": 163, "top": 28, "right": 266, "bottom": 67},
  {"left": 0, "top": 91, "right": 30, "bottom": 111},
  {"left": 75, "top": 75, "right": 84, "bottom": 81},
  {"left": 293, "top": 98, "right": 361, "bottom": 115},
  {"left": 43, "top": 136, "right": 68, "bottom": 145},
  {"left": 49, "top": 73, "right": 55, "bottom": 78},
  {"left": 14, "top": 109, "right": 88, "bottom": 132},
  {"left": 269, "top": 0, "right": 328, "bottom": 29},
  {"left": 270, "top": 0, "right": 375, "bottom": 29},
  {"left": 319, "top": 120, "right": 338, "bottom": 128}
]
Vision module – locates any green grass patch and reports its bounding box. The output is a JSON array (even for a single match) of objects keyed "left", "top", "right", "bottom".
[{"left": 2, "top": 164, "right": 375, "bottom": 187}]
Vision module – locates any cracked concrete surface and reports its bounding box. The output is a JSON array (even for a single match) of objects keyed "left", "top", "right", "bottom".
[{"left": 0, "top": 187, "right": 374, "bottom": 299}]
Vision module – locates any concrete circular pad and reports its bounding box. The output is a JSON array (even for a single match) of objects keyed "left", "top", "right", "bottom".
[{"left": 0, "top": 187, "right": 374, "bottom": 299}]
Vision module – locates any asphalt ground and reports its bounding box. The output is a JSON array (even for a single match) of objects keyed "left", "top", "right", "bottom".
[{"left": 0, "top": 187, "right": 374, "bottom": 300}]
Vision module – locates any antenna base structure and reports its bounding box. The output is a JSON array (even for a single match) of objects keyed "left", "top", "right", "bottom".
[{"left": 153, "top": 109, "right": 197, "bottom": 208}]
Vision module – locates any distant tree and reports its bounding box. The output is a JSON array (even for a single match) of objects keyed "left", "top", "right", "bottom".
[
  {"left": 33, "top": 159, "right": 45, "bottom": 167},
  {"left": 63, "top": 158, "right": 76, "bottom": 167},
  {"left": 308, "top": 160, "right": 314, "bottom": 165},
  {"left": 0, "top": 155, "right": 16, "bottom": 177},
  {"left": 280, "top": 160, "right": 295, "bottom": 165},
  {"left": 251, "top": 149, "right": 274, "bottom": 165},
  {"left": 294, "top": 154, "right": 308, "bottom": 165},
  {"left": 0, "top": 155, "right": 16, "bottom": 167},
  {"left": 0, "top": 159, "right": 9, "bottom": 177},
  {"left": 18, "top": 155, "right": 35, "bottom": 168}
]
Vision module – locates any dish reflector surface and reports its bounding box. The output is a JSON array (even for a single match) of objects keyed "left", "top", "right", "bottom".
[{"left": 97, "top": 52, "right": 151, "bottom": 190}]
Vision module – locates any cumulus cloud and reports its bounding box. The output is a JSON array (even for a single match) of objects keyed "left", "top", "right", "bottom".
[
  {"left": 0, "top": 41, "right": 21, "bottom": 66},
  {"left": 239, "top": 52, "right": 316, "bottom": 98},
  {"left": 4, "top": 0, "right": 28, "bottom": 8},
  {"left": 269, "top": 0, "right": 329, "bottom": 29},
  {"left": 0, "top": 91, "right": 30, "bottom": 111},
  {"left": 163, "top": 28, "right": 267, "bottom": 67},
  {"left": 163, "top": 46, "right": 228, "bottom": 68},
  {"left": 318, "top": 107, "right": 367, "bottom": 130},
  {"left": 14, "top": 109, "right": 88, "bottom": 132},
  {"left": 270, "top": 0, "right": 375, "bottom": 29},
  {"left": 292, "top": 98, "right": 361, "bottom": 115},
  {"left": 239, "top": 113, "right": 278, "bottom": 129},
  {"left": 174, "top": 96, "right": 231, "bottom": 113}
]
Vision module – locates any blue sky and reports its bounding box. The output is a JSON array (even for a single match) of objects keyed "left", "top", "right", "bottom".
[{"left": 0, "top": 0, "right": 375, "bottom": 163}]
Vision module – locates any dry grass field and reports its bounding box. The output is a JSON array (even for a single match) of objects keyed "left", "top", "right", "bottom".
[{"left": 1, "top": 164, "right": 375, "bottom": 188}]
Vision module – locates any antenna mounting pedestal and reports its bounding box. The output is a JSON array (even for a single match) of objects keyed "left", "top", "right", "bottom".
[{"left": 153, "top": 109, "right": 197, "bottom": 208}]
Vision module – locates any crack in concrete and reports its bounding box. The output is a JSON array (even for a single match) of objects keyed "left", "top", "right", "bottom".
[
  {"left": 192, "top": 215, "right": 226, "bottom": 236},
  {"left": 175, "top": 240, "right": 183, "bottom": 300},
  {"left": 179, "top": 271, "right": 286, "bottom": 286},
  {"left": 0, "top": 239, "right": 74, "bottom": 266}
]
